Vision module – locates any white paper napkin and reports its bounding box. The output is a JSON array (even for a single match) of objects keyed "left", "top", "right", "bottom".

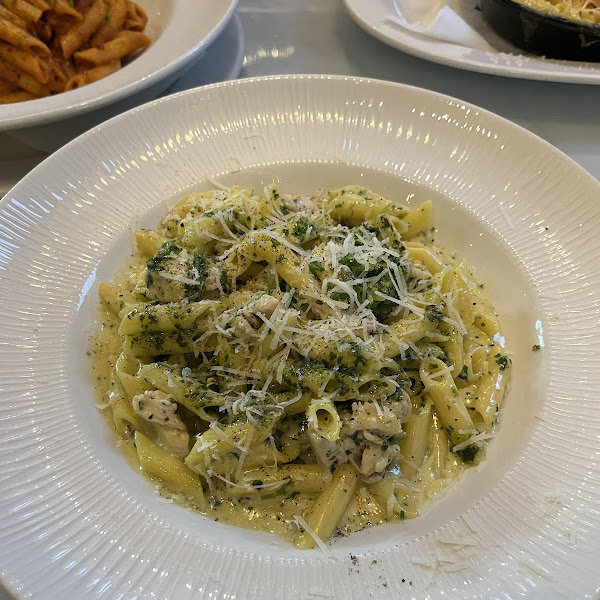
[{"left": 385, "top": 0, "right": 496, "bottom": 51}]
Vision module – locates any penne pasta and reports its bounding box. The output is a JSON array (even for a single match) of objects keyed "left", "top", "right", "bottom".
[
  {"left": 328, "top": 185, "right": 407, "bottom": 226},
  {"left": 0, "top": 0, "right": 150, "bottom": 103},
  {"left": 135, "top": 229, "right": 168, "bottom": 257},
  {"left": 90, "top": 0, "right": 128, "bottom": 45},
  {"left": 0, "top": 4, "right": 27, "bottom": 27},
  {"left": 64, "top": 59, "right": 120, "bottom": 90},
  {"left": 400, "top": 400, "right": 433, "bottom": 477},
  {"left": 74, "top": 30, "right": 150, "bottom": 67},
  {"left": 135, "top": 431, "right": 206, "bottom": 509},
  {"left": 118, "top": 300, "right": 217, "bottom": 336},
  {"left": 0, "top": 0, "right": 43, "bottom": 23},
  {"left": 0, "top": 57, "right": 50, "bottom": 96},
  {"left": 294, "top": 464, "right": 359, "bottom": 549},
  {"left": 124, "top": 0, "right": 148, "bottom": 31},
  {"left": 420, "top": 358, "right": 477, "bottom": 448},
  {"left": 0, "top": 18, "right": 50, "bottom": 56},
  {"left": 91, "top": 184, "right": 511, "bottom": 548},
  {"left": 0, "top": 41, "right": 49, "bottom": 82},
  {"left": 232, "top": 464, "right": 333, "bottom": 496},
  {"left": 306, "top": 397, "right": 341, "bottom": 441},
  {"left": 50, "top": 0, "right": 83, "bottom": 20},
  {"left": 59, "top": 0, "right": 107, "bottom": 59},
  {"left": 401, "top": 200, "right": 432, "bottom": 239}
]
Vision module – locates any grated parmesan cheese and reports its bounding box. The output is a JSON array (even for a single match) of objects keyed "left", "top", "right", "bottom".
[
  {"left": 293, "top": 515, "right": 335, "bottom": 559},
  {"left": 95, "top": 183, "right": 510, "bottom": 550}
]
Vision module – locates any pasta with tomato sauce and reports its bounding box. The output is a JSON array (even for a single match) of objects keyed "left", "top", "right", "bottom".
[{"left": 0, "top": 0, "right": 150, "bottom": 104}]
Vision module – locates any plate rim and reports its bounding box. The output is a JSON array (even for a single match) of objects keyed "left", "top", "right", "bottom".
[
  {"left": 0, "top": 0, "right": 239, "bottom": 131},
  {"left": 1, "top": 74, "right": 599, "bottom": 599},
  {"left": 0, "top": 13, "right": 245, "bottom": 199},
  {"left": 6, "top": 73, "right": 599, "bottom": 199}
]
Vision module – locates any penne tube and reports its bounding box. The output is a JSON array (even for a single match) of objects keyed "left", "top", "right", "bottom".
[
  {"left": 232, "top": 464, "right": 333, "bottom": 496},
  {"left": 406, "top": 242, "right": 445, "bottom": 274},
  {"left": 270, "top": 360, "right": 362, "bottom": 400},
  {"left": 98, "top": 281, "right": 129, "bottom": 315},
  {"left": 184, "top": 423, "right": 272, "bottom": 472},
  {"left": 64, "top": 59, "right": 120, "bottom": 89},
  {"left": 181, "top": 215, "right": 223, "bottom": 253},
  {"left": 0, "top": 4, "right": 27, "bottom": 27},
  {"left": 0, "top": 57, "right": 49, "bottom": 96},
  {"left": 186, "top": 439, "right": 301, "bottom": 478},
  {"left": 0, "top": 0, "right": 42, "bottom": 23},
  {"left": 294, "top": 464, "right": 359, "bottom": 549},
  {"left": 474, "top": 310, "right": 500, "bottom": 337},
  {"left": 384, "top": 315, "right": 436, "bottom": 357},
  {"left": 118, "top": 300, "right": 217, "bottom": 335},
  {"left": 74, "top": 30, "right": 151, "bottom": 67},
  {"left": 59, "top": 0, "right": 106, "bottom": 59},
  {"left": 370, "top": 476, "right": 420, "bottom": 520},
  {"left": 402, "top": 200, "right": 432, "bottom": 238},
  {"left": 135, "top": 229, "right": 168, "bottom": 257},
  {"left": 306, "top": 397, "right": 341, "bottom": 442},
  {"left": 124, "top": 0, "right": 148, "bottom": 31},
  {"left": 400, "top": 400, "right": 433, "bottom": 478},
  {"left": 0, "top": 41, "right": 49, "bottom": 82},
  {"left": 420, "top": 358, "right": 477, "bottom": 448},
  {"left": 0, "top": 18, "right": 50, "bottom": 56},
  {"left": 0, "top": 89, "right": 35, "bottom": 102},
  {"left": 283, "top": 392, "right": 311, "bottom": 415},
  {"left": 48, "top": 0, "right": 83, "bottom": 19},
  {"left": 25, "top": 0, "right": 51, "bottom": 10},
  {"left": 429, "top": 412, "right": 450, "bottom": 477},
  {"left": 251, "top": 231, "right": 313, "bottom": 293},
  {"left": 114, "top": 352, "right": 151, "bottom": 398},
  {"left": 137, "top": 362, "right": 225, "bottom": 414},
  {"left": 471, "top": 358, "right": 510, "bottom": 433},
  {"left": 443, "top": 325, "right": 464, "bottom": 377},
  {"left": 122, "top": 330, "right": 198, "bottom": 357},
  {"left": 90, "top": 0, "right": 128, "bottom": 45},
  {"left": 108, "top": 374, "right": 151, "bottom": 439},
  {"left": 135, "top": 431, "right": 206, "bottom": 508},
  {"left": 327, "top": 185, "right": 406, "bottom": 226}
]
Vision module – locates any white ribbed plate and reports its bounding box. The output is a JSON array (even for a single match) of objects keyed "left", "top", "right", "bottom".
[
  {"left": 345, "top": 0, "right": 600, "bottom": 84},
  {"left": 0, "top": 76, "right": 599, "bottom": 600}
]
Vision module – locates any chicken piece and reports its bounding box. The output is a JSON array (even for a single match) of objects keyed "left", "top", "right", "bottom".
[
  {"left": 242, "top": 293, "right": 280, "bottom": 328},
  {"left": 229, "top": 293, "right": 281, "bottom": 337},
  {"left": 307, "top": 428, "right": 360, "bottom": 470},
  {"left": 282, "top": 194, "right": 316, "bottom": 213},
  {"left": 204, "top": 264, "right": 227, "bottom": 296},
  {"left": 144, "top": 242, "right": 205, "bottom": 303},
  {"left": 229, "top": 314, "right": 256, "bottom": 338},
  {"left": 308, "top": 399, "right": 410, "bottom": 480},
  {"left": 344, "top": 399, "right": 410, "bottom": 437},
  {"left": 360, "top": 440, "right": 402, "bottom": 479},
  {"left": 132, "top": 390, "right": 190, "bottom": 457}
]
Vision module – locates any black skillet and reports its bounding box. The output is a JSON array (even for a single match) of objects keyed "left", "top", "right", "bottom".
[{"left": 480, "top": 0, "right": 600, "bottom": 61}]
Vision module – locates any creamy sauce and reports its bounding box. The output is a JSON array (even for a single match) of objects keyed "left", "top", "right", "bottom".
[
  {"left": 91, "top": 257, "right": 469, "bottom": 542},
  {"left": 91, "top": 185, "right": 509, "bottom": 547}
]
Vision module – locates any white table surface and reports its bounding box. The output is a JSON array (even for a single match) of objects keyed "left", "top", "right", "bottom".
[
  {"left": 2, "top": 1, "right": 599, "bottom": 598},
  {"left": 237, "top": 0, "right": 600, "bottom": 180}
]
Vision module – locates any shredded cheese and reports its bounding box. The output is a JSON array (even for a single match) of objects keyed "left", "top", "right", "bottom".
[{"left": 293, "top": 515, "right": 335, "bottom": 559}]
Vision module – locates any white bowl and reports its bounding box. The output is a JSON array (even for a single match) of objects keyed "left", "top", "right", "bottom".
[
  {"left": 1, "top": 75, "right": 599, "bottom": 599},
  {"left": 0, "top": 0, "right": 238, "bottom": 152}
]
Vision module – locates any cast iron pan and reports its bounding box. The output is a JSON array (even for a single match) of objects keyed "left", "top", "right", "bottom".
[{"left": 480, "top": 0, "right": 600, "bottom": 61}]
